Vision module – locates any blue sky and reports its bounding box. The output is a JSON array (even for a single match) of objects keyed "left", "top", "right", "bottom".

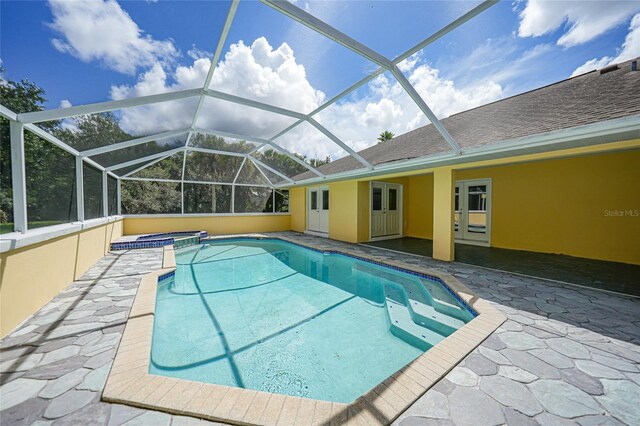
[{"left": 1, "top": 0, "right": 639, "bottom": 158}]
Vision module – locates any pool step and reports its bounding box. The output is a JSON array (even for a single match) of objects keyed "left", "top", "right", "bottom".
[
  {"left": 384, "top": 284, "right": 445, "bottom": 351},
  {"left": 354, "top": 262, "right": 472, "bottom": 323},
  {"left": 409, "top": 300, "right": 466, "bottom": 336}
]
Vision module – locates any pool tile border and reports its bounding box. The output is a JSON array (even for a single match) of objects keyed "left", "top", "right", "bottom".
[
  {"left": 103, "top": 235, "right": 506, "bottom": 425},
  {"left": 110, "top": 231, "right": 208, "bottom": 251}
]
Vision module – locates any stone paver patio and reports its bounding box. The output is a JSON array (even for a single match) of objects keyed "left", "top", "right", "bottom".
[{"left": 1, "top": 231, "right": 639, "bottom": 425}]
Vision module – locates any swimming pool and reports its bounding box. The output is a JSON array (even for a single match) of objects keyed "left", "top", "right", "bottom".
[{"left": 150, "top": 238, "right": 475, "bottom": 403}]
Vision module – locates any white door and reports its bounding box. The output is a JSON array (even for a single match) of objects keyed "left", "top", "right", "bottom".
[
  {"left": 371, "top": 183, "right": 385, "bottom": 237},
  {"left": 371, "top": 182, "right": 402, "bottom": 238},
  {"left": 308, "top": 188, "right": 320, "bottom": 232},
  {"left": 308, "top": 186, "right": 329, "bottom": 234},
  {"left": 455, "top": 179, "right": 491, "bottom": 244},
  {"left": 385, "top": 185, "right": 400, "bottom": 235},
  {"left": 319, "top": 188, "right": 329, "bottom": 233}
]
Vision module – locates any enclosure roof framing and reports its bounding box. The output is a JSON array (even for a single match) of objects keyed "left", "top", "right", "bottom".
[
  {"left": 1, "top": 0, "right": 507, "bottom": 186},
  {"left": 17, "top": 88, "right": 202, "bottom": 124}
]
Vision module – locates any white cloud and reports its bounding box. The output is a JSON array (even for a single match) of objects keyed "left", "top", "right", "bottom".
[
  {"left": 48, "top": 0, "right": 178, "bottom": 75},
  {"left": 111, "top": 37, "right": 323, "bottom": 141},
  {"left": 518, "top": 0, "right": 640, "bottom": 47},
  {"left": 209, "top": 37, "right": 324, "bottom": 114},
  {"left": 57, "top": 100, "right": 79, "bottom": 131},
  {"left": 313, "top": 65, "right": 503, "bottom": 155},
  {"left": 113, "top": 37, "right": 503, "bottom": 160},
  {"left": 571, "top": 13, "right": 640, "bottom": 76}
]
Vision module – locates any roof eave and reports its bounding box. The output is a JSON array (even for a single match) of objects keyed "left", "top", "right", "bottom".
[{"left": 278, "top": 114, "right": 640, "bottom": 188}]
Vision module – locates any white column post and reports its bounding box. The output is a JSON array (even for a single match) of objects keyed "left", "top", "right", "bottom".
[
  {"left": 181, "top": 182, "right": 185, "bottom": 215},
  {"left": 272, "top": 190, "right": 276, "bottom": 213},
  {"left": 231, "top": 185, "right": 235, "bottom": 214},
  {"left": 102, "top": 170, "right": 108, "bottom": 217},
  {"left": 117, "top": 178, "right": 122, "bottom": 215},
  {"left": 76, "top": 156, "right": 85, "bottom": 222},
  {"left": 10, "top": 121, "right": 28, "bottom": 233}
]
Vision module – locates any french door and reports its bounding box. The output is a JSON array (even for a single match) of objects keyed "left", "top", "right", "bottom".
[
  {"left": 308, "top": 186, "right": 329, "bottom": 234},
  {"left": 455, "top": 179, "right": 491, "bottom": 244},
  {"left": 371, "top": 182, "right": 402, "bottom": 238}
]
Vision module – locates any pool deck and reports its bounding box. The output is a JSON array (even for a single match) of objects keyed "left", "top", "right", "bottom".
[
  {"left": 363, "top": 237, "right": 640, "bottom": 297},
  {"left": 1, "top": 231, "right": 639, "bottom": 425}
]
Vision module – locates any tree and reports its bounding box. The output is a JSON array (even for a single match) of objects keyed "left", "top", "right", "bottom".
[
  {"left": 0, "top": 71, "right": 328, "bottom": 221},
  {"left": 0, "top": 73, "right": 76, "bottom": 231},
  {"left": 377, "top": 130, "right": 394, "bottom": 143}
]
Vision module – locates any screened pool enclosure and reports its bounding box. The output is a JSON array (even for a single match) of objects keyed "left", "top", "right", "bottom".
[{"left": 1, "top": 0, "right": 498, "bottom": 234}]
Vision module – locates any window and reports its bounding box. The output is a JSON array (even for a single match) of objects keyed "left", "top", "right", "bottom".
[
  {"left": 388, "top": 188, "right": 397, "bottom": 211},
  {"left": 468, "top": 185, "right": 487, "bottom": 211},
  {"left": 310, "top": 191, "right": 318, "bottom": 210},
  {"left": 372, "top": 187, "right": 382, "bottom": 211},
  {"left": 322, "top": 190, "right": 329, "bottom": 210},
  {"left": 455, "top": 186, "right": 459, "bottom": 211}
]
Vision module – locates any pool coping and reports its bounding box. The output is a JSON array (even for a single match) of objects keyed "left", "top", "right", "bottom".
[{"left": 102, "top": 234, "right": 506, "bottom": 425}]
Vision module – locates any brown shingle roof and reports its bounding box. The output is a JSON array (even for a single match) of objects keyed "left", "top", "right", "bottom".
[{"left": 294, "top": 59, "right": 640, "bottom": 180}]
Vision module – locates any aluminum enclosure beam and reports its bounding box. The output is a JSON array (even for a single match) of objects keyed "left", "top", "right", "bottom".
[
  {"left": 102, "top": 171, "right": 108, "bottom": 217},
  {"left": 205, "top": 89, "right": 307, "bottom": 120},
  {"left": 24, "top": 124, "right": 80, "bottom": 156},
  {"left": 393, "top": 1, "right": 498, "bottom": 64},
  {"left": 10, "top": 121, "right": 28, "bottom": 233},
  {"left": 249, "top": 157, "right": 274, "bottom": 186},
  {"left": 189, "top": 0, "right": 239, "bottom": 130},
  {"left": 107, "top": 147, "right": 186, "bottom": 171},
  {"left": 307, "top": 118, "right": 373, "bottom": 169},
  {"left": 122, "top": 176, "right": 273, "bottom": 188},
  {"left": 193, "top": 127, "right": 323, "bottom": 177},
  {"left": 232, "top": 158, "right": 248, "bottom": 184},
  {"left": 2, "top": 0, "right": 499, "bottom": 225},
  {"left": 192, "top": 127, "right": 271, "bottom": 145},
  {"left": 1, "top": 104, "right": 18, "bottom": 121},
  {"left": 117, "top": 179, "right": 122, "bottom": 215},
  {"left": 391, "top": 66, "right": 461, "bottom": 154},
  {"left": 187, "top": 146, "right": 247, "bottom": 158},
  {"left": 17, "top": 89, "right": 201, "bottom": 124},
  {"left": 251, "top": 158, "right": 295, "bottom": 184},
  {"left": 261, "top": 141, "right": 325, "bottom": 177},
  {"left": 76, "top": 157, "right": 85, "bottom": 222},
  {"left": 121, "top": 151, "right": 177, "bottom": 178},
  {"left": 81, "top": 128, "right": 190, "bottom": 157},
  {"left": 260, "top": 0, "right": 392, "bottom": 70},
  {"left": 260, "top": 0, "right": 462, "bottom": 159}
]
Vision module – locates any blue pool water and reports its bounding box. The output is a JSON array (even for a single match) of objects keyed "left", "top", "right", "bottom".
[{"left": 150, "top": 238, "right": 475, "bottom": 403}]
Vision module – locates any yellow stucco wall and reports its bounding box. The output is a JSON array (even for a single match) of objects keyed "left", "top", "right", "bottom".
[
  {"left": 456, "top": 149, "right": 640, "bottom": 264},
  {"left": 406, "top": 174, "right": 434, "bottom": 239},
  {"left": 357, "top": 182, "right": 370, "bottom": 242},
  {"left": 288, "top": 143, "right": 639, "bottom": 264},
  {"left": 328, "top": 181, "right": 360, "bottom": 243},
  {"left": 289, "top": 187, "right": 306, "bottom": 233},
  {"left": 0, "top": 220, "right": 123, "bottom": 337},
  {"left": 123, "top": 215, "right": 291, "bottom": 236},
  {"left": 432, "top": 168, "right": 456, "bottom": 261}
]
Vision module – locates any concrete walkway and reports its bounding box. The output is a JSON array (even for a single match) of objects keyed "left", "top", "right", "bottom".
[{"left": 1, "top": 232, "right": 639, "bottom": 425}]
